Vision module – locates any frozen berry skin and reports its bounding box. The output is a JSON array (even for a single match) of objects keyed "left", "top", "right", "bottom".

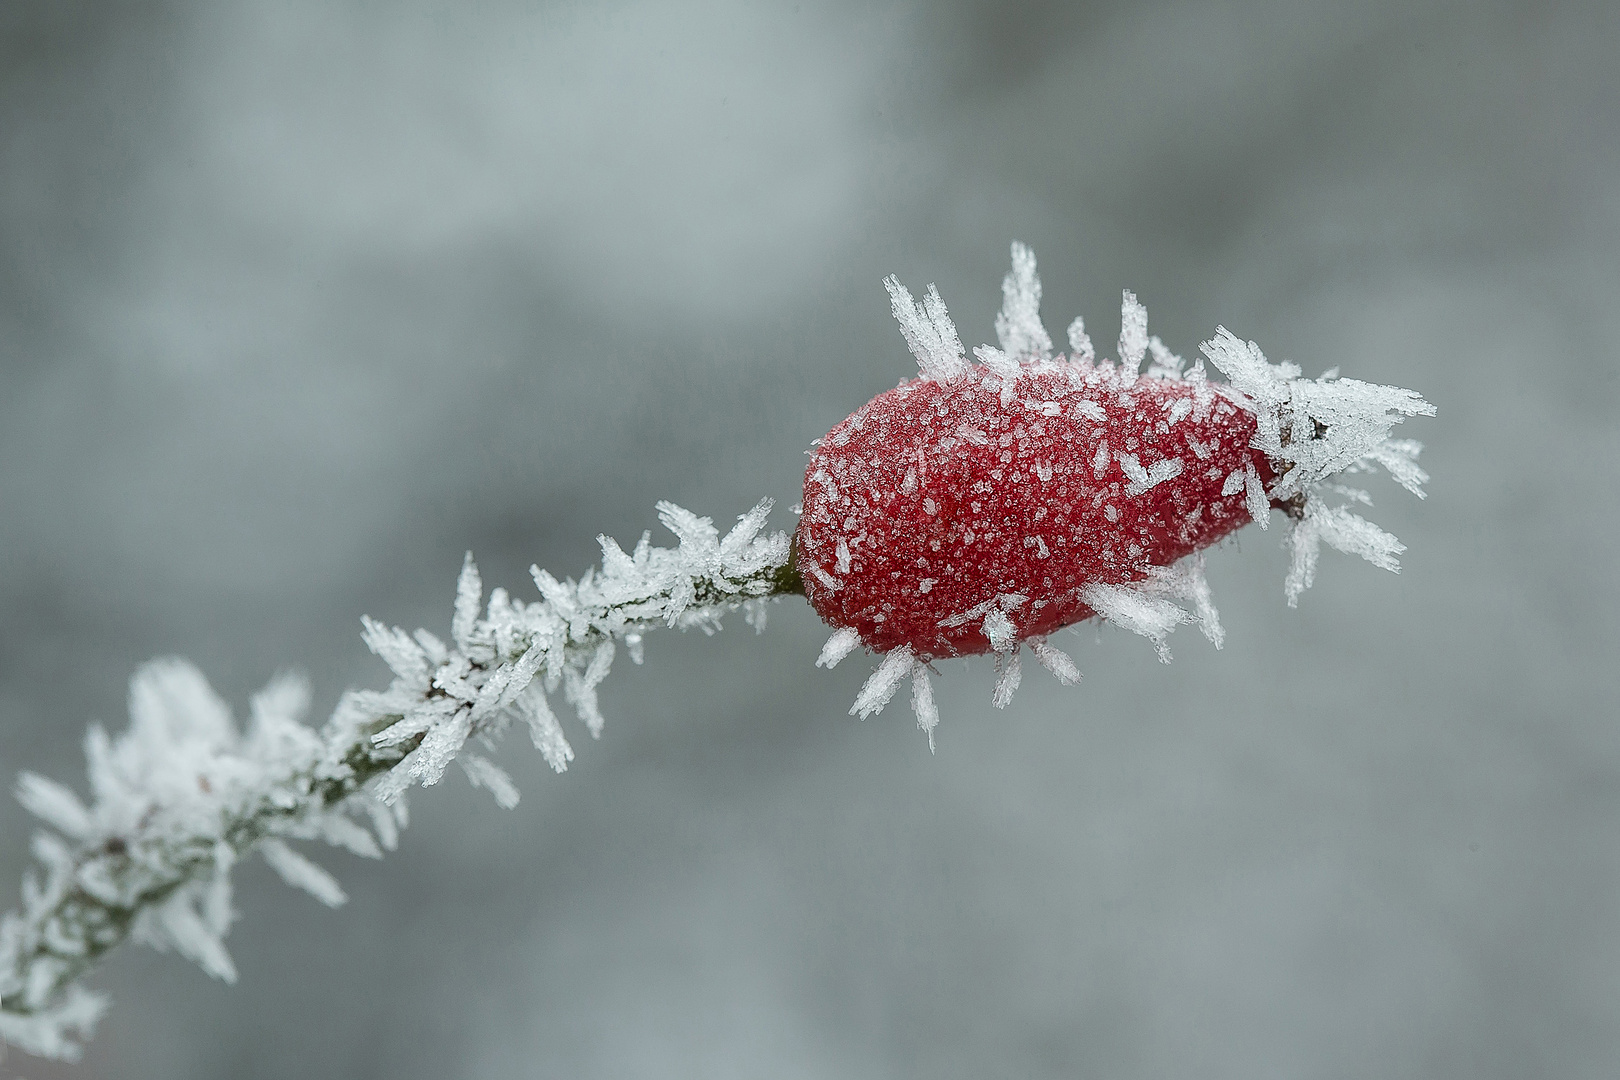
[{"left": 796, "top": 363, "right": 1273, "bottom": 658}]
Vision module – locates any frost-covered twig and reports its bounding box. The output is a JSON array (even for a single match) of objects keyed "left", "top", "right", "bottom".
[{"left": 0, "top": 501, "right": 797, "bottom": 1061}]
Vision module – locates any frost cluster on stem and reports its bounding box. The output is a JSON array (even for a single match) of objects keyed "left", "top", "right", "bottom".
[{"left": 0, "top": 501, "right": 794, "bottom": 1062}]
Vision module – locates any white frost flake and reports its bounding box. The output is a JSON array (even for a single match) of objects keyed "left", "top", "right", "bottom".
[
  {"left": 1200, "top": 326, "right": 1432, "bottom": 599},
  {"left": 851, "top": 647, "right": 917, "bottom": 720},
  {"left": 975, "top": 345, "right": 1022, "bottom": 406},
  {"left": 1081, "top": 555, "right": 1223, "bottom": 661},
  {"left": 911, "top": 666, "right": 940, "bottom": 751},
  {"left": 1147, "top": 336, "right": 1185, "bottom": 378},
  {"left": 817, "top": 627, "right": 862, "bottom": 669},
  {"left": 1244, "top": 462, "right": 1269, "bottom": 529},
  {"left": 1284, "top": 498, "right": 1406, "bottom": 607},
  {"left": 14, "top": 775, "right": 92, "bottom": 842},
  {"left": 994, "top": 241, "right": 1053, "bottom": 362},
  {"left": 991, "top": 653, "right": 1023, "bottom": 709},
  {"left": 259, "top": 840, "right": 347, "bottom": 909},
  {"left": 982, "top": 609, "right": 1017, "bottom": 653},
  {"left": 1118, "top": 290, "right": 1149, "bottom": 379},
  {"left": 1066, "top": 316, "right": 1096, "bottom": 363},
  {"left": 459, "top": 755, "right": 521, "bottom": 810},
  {"left": 1081, "top": 583, "right": 1192, "bottom": 663},
  {"left": 1030, "top": 640, "right": 1082, "bottom": 685},
  {"left": 1119, "top": 453, "right": 1184, "bottom": 496},
  {"left": 885, "top": 276, "right": 970, "bottom": 381}
]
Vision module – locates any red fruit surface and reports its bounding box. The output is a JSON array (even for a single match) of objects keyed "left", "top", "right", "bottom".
[{"left": 796, "top": 363, "right": 1274, "bottom": 658}]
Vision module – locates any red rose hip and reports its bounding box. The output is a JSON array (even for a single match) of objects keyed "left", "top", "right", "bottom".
[
  {"left": 797, "top": 364, "right": 1271, "bottom": 658},
  {"left": 802, "top": 243, "right": 1433, "bottom": 742}
]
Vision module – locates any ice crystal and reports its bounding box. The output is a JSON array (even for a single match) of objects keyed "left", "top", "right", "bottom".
[
  {"left": 1198, "top": 328, "right": 1435, "bottom": 604},
  {"left": 995, "top": 241, "right": 1053, "bottom": 363},
  {"left": 884, "top": 276, "right": 969, "bottom": 382}
]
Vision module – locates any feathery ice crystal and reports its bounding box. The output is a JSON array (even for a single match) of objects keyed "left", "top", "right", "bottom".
[
  {"left": 801, "top": 243, "right": 1433, "bottom": 744},
  {"left": 1, "top": 243, "right": 1432, "bottom": 1062}
]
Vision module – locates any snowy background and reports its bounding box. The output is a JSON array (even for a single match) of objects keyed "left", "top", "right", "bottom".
[{"left": 3, "top": 1, "right": 1618, "bottom": 1076}]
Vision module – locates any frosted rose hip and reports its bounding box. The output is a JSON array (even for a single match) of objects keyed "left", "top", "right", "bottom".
[
  {"left": 797, "top": 364, "right": 1272, "bottom": 657},
  {"left": 802, "top": 241, "right": 1430, "bottom": 736}
]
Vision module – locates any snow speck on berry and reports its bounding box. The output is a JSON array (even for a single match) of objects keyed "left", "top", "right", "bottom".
[{"left": 799, "top": 243, "right": 1434, "bottom": 744}]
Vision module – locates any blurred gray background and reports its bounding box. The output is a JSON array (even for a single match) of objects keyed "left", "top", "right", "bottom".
[{"left": 3, "top": 0, "right": 1618, "bottom": 1076}]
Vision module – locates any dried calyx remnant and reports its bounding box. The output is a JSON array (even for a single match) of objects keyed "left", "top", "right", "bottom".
[{"left": 1, "top": 243, "right": 1431, "bottom": 1061}]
